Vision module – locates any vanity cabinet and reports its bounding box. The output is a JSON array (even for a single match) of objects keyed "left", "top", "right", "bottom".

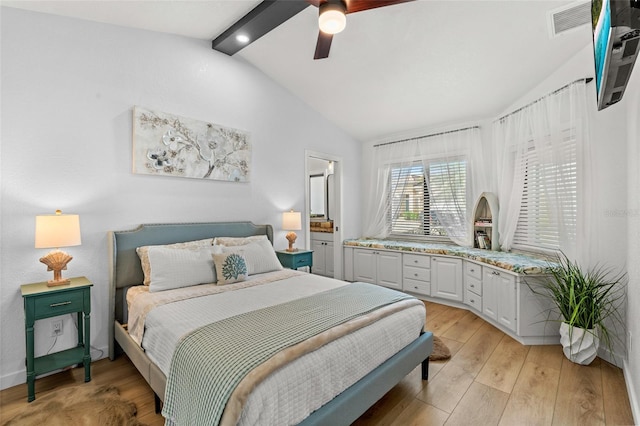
[
  {"left": 352, "top": 248, "right": 402, "bottom": 289},
  {"left": 311, "top": 232, "right": 334, "bottom": 277},
  {"left": 431, "top": 256, "right": 463, "bottom": 302},
  {"left": 483, "top": 265, "right": 517, "bottom": 332},
  {"left": 402, "top": 254, "right": 431, "bottom": 296}
]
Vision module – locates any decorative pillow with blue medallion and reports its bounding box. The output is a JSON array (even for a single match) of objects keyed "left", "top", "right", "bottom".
[{"left": 212, "top": 252, "right": 248, "bottom": 285}]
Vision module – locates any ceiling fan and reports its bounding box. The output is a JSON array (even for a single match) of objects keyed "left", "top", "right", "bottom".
[{"left": 211, "top": 0, "right": 415, "bottom": 60}]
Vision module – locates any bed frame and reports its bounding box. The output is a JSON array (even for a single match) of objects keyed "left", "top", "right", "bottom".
[{"left": 108, "top": 221, "right": 433, "bottom": 425}]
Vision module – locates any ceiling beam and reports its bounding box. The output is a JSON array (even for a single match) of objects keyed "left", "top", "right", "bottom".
[{"left": 212, "top": 0, "right": 311, "bottom": 56}]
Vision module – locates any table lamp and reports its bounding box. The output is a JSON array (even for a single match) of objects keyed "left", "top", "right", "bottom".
[
  {"left": 35, "top": 210, "right": 82, "bottom": 286},
  {"left": 282, "top": 210, "right": 302, "bottom": 252}
]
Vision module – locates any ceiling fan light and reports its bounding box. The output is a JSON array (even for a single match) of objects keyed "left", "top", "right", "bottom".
[{"left": 319, "top": 2, "right": 346, "bottom": 35}]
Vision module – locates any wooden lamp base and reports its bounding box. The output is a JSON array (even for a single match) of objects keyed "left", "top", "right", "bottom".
[
  {"left": 40, "top": 249, "right": 73, "bottom": 287},
  {"left": 286, "top": 231, "right": 298, "bottom": 252}
]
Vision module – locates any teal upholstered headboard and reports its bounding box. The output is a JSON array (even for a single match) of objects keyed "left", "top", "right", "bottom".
[{"left": 108, "top": 222, "right": 273, "bottom": 357}]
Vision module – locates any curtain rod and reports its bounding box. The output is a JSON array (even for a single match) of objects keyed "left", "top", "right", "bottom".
[
  {"left": 373, "top": 125, "right": 480, "bottom": 148},
  {"left": 495, "top": 77, "right": 593, "bottom": 122}
]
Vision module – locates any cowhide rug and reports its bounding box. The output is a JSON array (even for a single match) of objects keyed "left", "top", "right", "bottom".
[
  {"left": 3, "top": 385, "right": 144, "bottom": 426},
  {"left": 429, "top": 335, "right": 451, "bottom": 361}
]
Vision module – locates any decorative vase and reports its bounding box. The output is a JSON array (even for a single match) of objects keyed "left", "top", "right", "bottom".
[{"left": 559, "top": 322, "right": 599, "bottom": 365}]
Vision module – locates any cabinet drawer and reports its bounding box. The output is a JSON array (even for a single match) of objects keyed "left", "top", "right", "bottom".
[
  {"left": 404, "top": 278, "right": 431, "bottom": 296},
  {"left": 403, "top": 254, "right": 430, "bottom": 269},
  {"left": 465, "top": 288, "right": 482, "bottom": 311},
  {"left": 32, "top": 290, "right": 84, "bottom": 319},
  {"left": 403, "top": 265, "right": 430, "bottom": 282},
  {"left": 466, "top": 275, "right": 482, "bottom": 296},
  {"left": 465, "top": 262, "right": 482, "bottom": 280}
]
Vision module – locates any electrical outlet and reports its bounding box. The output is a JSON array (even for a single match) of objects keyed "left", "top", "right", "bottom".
[{"left": 51, "top": 319, "right": 63, "bottom": 337}]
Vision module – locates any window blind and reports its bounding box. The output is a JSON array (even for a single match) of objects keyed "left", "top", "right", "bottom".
[
  {"left": 388, "top": 159, "right": 467, "bottom": 239},
  {"left": 513, "top": 136, "right": 577, "bottom": 251}
]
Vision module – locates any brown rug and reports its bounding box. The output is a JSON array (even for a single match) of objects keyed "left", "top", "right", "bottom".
[
  {"left": 429, "top": 335, "right": 451, "bottom": 361},
  {"left": 2, "top": 385, "right": 145, "bottom": 426}
]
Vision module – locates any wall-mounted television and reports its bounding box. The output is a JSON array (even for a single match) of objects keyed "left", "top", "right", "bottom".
[{"left": 591, "top": 0, "right": 640, "bottom": 110}]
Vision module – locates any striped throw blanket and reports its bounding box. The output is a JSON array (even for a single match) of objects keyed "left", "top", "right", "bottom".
[{"left": 162, "top": 282, "right": 417, "bottom": 426}]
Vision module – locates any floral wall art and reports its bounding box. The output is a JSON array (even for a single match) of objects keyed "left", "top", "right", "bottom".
[{"left": 132, "top": 106, "right": 251, "bottom": 182}]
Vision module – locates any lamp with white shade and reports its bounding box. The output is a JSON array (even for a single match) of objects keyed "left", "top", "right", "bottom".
[
  {"left": 282, "top": 210, "right": 302, "bottom": 252},
  {"left": 35, "top": 210, "right": 82, "bottom": 286}
]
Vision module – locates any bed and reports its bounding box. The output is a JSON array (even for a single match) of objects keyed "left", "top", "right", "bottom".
[{"left": 108, "top": 221, "right": 433, "bottom": 425}]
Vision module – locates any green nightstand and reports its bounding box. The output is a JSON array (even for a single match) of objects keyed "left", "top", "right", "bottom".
[
  {"left": 276, "top": 250, "right": 313, "bottom": 270},
  {"left": 21, "top": 276, "right": 92, "bottom": 402}
]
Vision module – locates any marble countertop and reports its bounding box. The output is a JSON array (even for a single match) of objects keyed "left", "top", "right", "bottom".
[{"left": 343, "top": 239, "right": 555, "bottom": 274}]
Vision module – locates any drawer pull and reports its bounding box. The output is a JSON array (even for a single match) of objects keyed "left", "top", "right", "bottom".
[
  {"left": 470, "top": 284, "right": 475, "bottom": 288},
  {"left": 470, "top": 299, "right": 475, "bottom": 303},
  {"left": 50, "top": 301, "right": 72, "bottom": 307},
  {"left": 470, "top": 268, "right": 475, "bottom": 272},
  {"left": 414, "top": 273, "right": 418, "bottom": 277},
  {"left": 414, "top": 260, "right": 418, "bottom": 263},
  {"left": 414, "top": 286, "right": 419, "bottom": 290}
]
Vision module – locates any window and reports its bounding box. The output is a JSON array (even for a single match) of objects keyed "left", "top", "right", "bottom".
[
  {"left": 513, "top": 136, "right": 577, "bottom": 251},
  {"left": 388, "top": 159, "right": 467, "bottom": 239}
]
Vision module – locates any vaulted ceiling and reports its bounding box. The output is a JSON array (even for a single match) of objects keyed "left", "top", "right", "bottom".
[{"left": 2, "top": 1, "right": 593, "bottom": 141}]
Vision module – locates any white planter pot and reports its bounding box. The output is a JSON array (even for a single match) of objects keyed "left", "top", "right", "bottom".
[{"left": 559, "top": 322, "right": 599, "bottom": 365}]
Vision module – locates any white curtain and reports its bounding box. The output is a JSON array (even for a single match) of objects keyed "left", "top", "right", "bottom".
[
  {"left": 493, "top": 80, "right": 592, "bottom": 263},
  {"left": 363, "top": 127, "right": 486, "bottom": 246}
]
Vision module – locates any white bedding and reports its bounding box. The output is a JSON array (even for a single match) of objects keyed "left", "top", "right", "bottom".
[{"left": 127, "top": 272, "right": 426, "bottom": 425}]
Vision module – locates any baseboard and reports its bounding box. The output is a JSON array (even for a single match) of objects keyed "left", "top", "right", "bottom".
[
  {"left": 0, "top": 345, "right": 109, "bottom": 391},
  {"left": 623, "top": 359, "right": 639, "bottom": 425},
  {"left": 597, "top": 346, "right": 625, "bottom": 368}
]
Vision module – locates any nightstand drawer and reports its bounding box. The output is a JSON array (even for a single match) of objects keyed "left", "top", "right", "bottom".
[
  {"left": 276, "top": 250, "right": 314, "bottom": 270},
  {"left": 32, "top": 290, "right": 84, "bottom": 319},
  {"left": 292, "top": 251, "right": 313, "bottom": 267}
]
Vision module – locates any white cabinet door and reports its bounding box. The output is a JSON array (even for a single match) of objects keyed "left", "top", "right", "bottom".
[
  {"left": 353, "top": 249, "right": 376, "bottom": 284},
  {"left": 352, "top": 249, "right": 402, "bottom": 289},
  {"left": 483, "top": 266, "right": 517, "bottom": 332},
  {"left": 483, "top": 268, "right": 498, "bottom": 321},
  {"left": 326, "top": 242, "right": 334, "bottom": 277},
  {"left": 496, "top": 272, "right": 517, "bottom": 331},
  {"left": 311, "top": 240, "right": 326, "bottom": 276},
  {"left": 431, "top": 256, "right": 463, "bottom": 301},
  {"left": 376, "top": 251, "right": 402, "bottom": 289}
]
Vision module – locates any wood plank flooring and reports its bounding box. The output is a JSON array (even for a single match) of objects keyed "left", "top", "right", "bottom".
[{"left": 0, "top": 302, "right": 634, "bottom": 425}]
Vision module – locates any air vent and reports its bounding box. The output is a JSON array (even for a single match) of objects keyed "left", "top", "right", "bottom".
[{"left": 548, "top": 1, "right": 591, "bottom": 38}]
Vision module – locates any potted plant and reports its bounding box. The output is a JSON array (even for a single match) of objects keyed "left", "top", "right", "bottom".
[{"left": 530, "top": 253, "right": 626, "bottom": 365}]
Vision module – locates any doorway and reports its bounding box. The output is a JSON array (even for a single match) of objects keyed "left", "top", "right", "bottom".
[{"left": 305, "top": 150, "right": 343, "bottom": 280}]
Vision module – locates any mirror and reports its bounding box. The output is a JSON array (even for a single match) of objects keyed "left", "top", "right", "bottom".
[{"left": 309, "top": 174, "right": 326, "bottom": 219}]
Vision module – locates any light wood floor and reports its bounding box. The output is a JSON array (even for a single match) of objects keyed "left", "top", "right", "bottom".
[{"left": 1, "top": 302, "right": 634, "bottom": 425}]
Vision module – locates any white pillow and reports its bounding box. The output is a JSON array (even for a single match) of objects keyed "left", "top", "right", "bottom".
[
  {"left": 213, "top": 235, "right": 268, "bottom": 247},
  {"left": 147, "top": 246, "right": 220, "bottom": 292},
  {"left": 222, "top": 239, "right": 282, "bottom": 275},
  {"left": 213, "top": 252, "right": 248, "bottom": 285},
  {"left": 136, "top": 238, "right": 214, "bottom": 286}
]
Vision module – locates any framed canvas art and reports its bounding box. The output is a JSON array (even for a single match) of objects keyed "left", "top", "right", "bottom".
[{"left": 133, "top": 106, "right": 251, "bottom": 182}]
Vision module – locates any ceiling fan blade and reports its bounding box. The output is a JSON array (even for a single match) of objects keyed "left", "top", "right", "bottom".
[
  {"left": 307, "top": 0, "right": 415, "bottom": 14},
  {"left": 314, "top": 31, "right": 333, "bottom": 59},
  {"left": 344, "top": 0, "right": 415, "bottom": 14}
]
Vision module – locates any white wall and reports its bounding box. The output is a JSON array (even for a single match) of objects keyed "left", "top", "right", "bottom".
[
  {"left": 0, "top": 7, "right": 362, "bottom": 390},
  {"left": 625, "top": 62, "right": 640, "bottom": 422}
]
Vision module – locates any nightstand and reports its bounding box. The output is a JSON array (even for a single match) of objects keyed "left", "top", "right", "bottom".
[
  {"left": 21, "top": 276, "right": 92, "bottom": 402},
  {"left": 276, "top": 249, "right": 313, "bottom": 270}
]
